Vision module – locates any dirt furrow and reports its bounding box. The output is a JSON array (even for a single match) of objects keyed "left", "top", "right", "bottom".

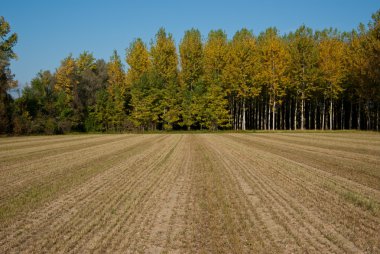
[
  {"left": 0, "top": 135, "right": 147, "bottom": 204},
  {"left": 180, "top": 135, "right": 270, "bottom": 253},
  {"left": 0, "top": 134, "right": 103, "bottom": 153},
  {"left": 204, "top": 135, "right": 362, "bottom": 253},
  {"left": 60, "top": 135, "right": 178, "bottom": 253},
  {"left": 229, "top": 134, "right": 380, "bottom": 191},
  {"left": 51, "top": 135, "right": 174, "bottom": 248},
  {"left": 0, "top": 134, "right": 128, "bottom": 163},
  {"left": 227, "top": 134, "right": 380, "bottom": 204},
  {"left": 52, "top": 135, "right": 178, "bottom": 252},
  {"left": 0, "top": 134, "right": 102, "bottom": 147},
  {"left": 280, "top": 132, "right": 380, "bottom": 144},
  {"left": 204, "top": 136, "right": 332, "bottom": 252},
  {"left": 247, "top": 134, "right": 380, "bottom": 166},
  {"left": 114, "top": 136, "right": 186, "bottom": 252},
  {"left": 255, "top": 133, "right": 380, "bottom": 157},
  {"left": 0, "top": 133, "right": 378, "bottom": 253},
  {"left": 0, "top": 134, "right": 171, "bottom": 253},
  {"left": 211, "top": 134, "right": 380, "bottom": 253},
  {"left": 143, "top": 135, "right": 192, "bottom": 253}
]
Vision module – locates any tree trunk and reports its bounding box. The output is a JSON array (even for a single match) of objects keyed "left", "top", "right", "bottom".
[
  {"left": 283, "top": 102, "right": 287, "bottom": 130},
  {"left": 236, "top": 97, "right": 238, "bottom": 130},
  {"left": 357, "top": 101, "right": 361, "bottom": 130},
  {"left": 272, "top": 97, "right": 276, "bottom": 130},
  {"left": 329, "top": 98, "right": 333, "bottom": 130},
  {"left": 256, "top": 99, "right": 259, "bottom": 129},
  {"left": 322, "top": 98, "right": 326, "bottom": 130},
  {"left": 308, "top": 102, "right": 311, "bottom": 130},
  {"left": 341, "top": 97, "right": 344, "bottom": 130},
  {"left": 258, "top": 99, "right": 261, "bottom": 130},
  {"left": 268, "top": 95, "right": 271, "bottom": 130},
  {"left": 242, "top": 98, "right": 246, "bottom": 131},
  {"left": 231, "top": 96, "right": 235, "bottom": 130},
  {"left": 314, "top": 99, "right": 317, "bottom": 130},
  {"left": 294, "top": 98, "right": 297, "bottom": 130},
  {"left": 366, "top": 100, "right": 370, "bottom": 130},
  {"left": 264, "top": 97, "right": 267, "bottom": 130},
  {"left": 289, "top": 99, "right": 292, "bottom": 130},
  {"left": 301, "top": 95, "right": 305, "bottom": 130},
  {"left": 281, "top": 103, "right": 285, "bottom": 130},
  {"left": 260, "top": 98, "right": 263, "bottom": 130},
  {"left": 230, "top": 96, "right": 234, "bottom": 130},
  {"left": 376, "top": 104, "right": 379, "bottom": 131},
  {"left": 349, "top": 101, "right": 353, "bottom": 129}
]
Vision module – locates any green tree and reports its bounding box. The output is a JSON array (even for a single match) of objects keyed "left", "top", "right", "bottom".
[
  {"left": 150, "top": 28, "right": 180, "bottom": 130},
  {"left": 107, "top": 50, "right": 127, "bottom": 131},
  {"left": 365, "top": 11, "right": 380, "bottom": 130},
  {"left": 75, "top": 51, "right": 97, "bottom": 130},
  {"left": 203, "top": 30, "right": 230, "bottom": 130},
  {"left": 76, "top": 51, "right": 96, "bottom": 73},
  {"left": 55, "top": 55, "right": 77, "bottom": 132},
  {"left": 126, "top": 38, "right": 150, "bottom": 86},
  {"left": 130, "top": 73, "right": 161, "bottom": 131},
  {"left": 78, "top": 59, "right": 109, "bottom": 131},
  {"left": 179, "top": 28, "right": 204, "bottom": 129},
  {"left": 126, "top": 38, "right": 156, "bottom": 130},
  {"left": 16, "top": 71, "right": 57, "bottom": 134},
  {"left": 90, "top": 89, "right": 111, "bottom": 131},
  {"left": 0, "top": 16, "right": 18, "bottom": 133}
]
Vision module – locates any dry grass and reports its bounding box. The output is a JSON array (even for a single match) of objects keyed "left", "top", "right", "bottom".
[{"left": 0, "top": 132, "right": 379, "bottom": 253}]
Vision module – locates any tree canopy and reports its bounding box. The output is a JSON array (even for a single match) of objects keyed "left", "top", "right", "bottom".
[{"left": 1, "top": 10, "right": 380, "bottom": 134}]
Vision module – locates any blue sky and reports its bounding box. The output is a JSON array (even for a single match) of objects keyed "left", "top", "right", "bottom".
[{"left": 2, "top": 0, "right": 379, "bottom": 89}]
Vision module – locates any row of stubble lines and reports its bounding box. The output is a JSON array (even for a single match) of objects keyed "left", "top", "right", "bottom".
[
  {"left": 1, "top": 133, "right": 379, "bottom": 253},
  {"left": 0, "top": 134, "right": 181, "bottom": 253},
  {"left": 0, "top": 135, "right": 131, "bottom": 195},
  {"left": 0, "top": 134, "right": 159, "bottom": 223},
  {"left": 182, "top": 135, "right": 275, "bottom": 253},
  {"left": 228, "top": 133, "right": 380, "bottom": 228},
  {"left": 204, "top": 134, "right": 379, "bottom": 253},
  {"left": 133, "top": 133, "right": 286, "bottom": 253},
  {"left": 0, "top": 133, "right": 307, "bottom": 253},
  {"left": 231, "top": 133, "right": 380, "bottom": 191}
]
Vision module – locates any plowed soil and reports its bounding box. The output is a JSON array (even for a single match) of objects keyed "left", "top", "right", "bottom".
[{"left": 0, "top": 133, "right": 379, "bottom": 253}]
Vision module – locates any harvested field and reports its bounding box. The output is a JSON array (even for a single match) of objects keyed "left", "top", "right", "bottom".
[{"left": 0, "top": 132, "right": 379, "bottom": 253}]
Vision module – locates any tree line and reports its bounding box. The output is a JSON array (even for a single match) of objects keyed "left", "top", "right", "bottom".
[{"left": 1, "top": 11, "right": 379, "bottom": 134}]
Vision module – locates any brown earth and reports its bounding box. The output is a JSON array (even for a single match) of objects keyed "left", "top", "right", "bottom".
[{"left": 0, "top": 132, "right": 379, "bottom": 253}]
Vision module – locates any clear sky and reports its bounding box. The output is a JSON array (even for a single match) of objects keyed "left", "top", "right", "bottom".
[{"left": 2, "top": 0, "right": 379, "bottom": 89}]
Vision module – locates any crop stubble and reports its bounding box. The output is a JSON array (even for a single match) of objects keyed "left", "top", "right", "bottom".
[{"left": 0, "top": 133, "right": 379, "bottom": 253}]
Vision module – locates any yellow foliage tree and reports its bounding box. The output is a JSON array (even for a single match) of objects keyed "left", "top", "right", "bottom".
[
  {"left": 318, "top": 30, "right": 346, "bottom": 130},
  {"left": 55, "top": 55, "right": 76, "bottom": 105},
  {"left": 257, "top": 27, "right": 290, "bottom": 130},
  {"left": 203, "top": 30, "right": 230, "bottom": 129},
  {"left": 126, "top": 38, "right": 150, "bottom": 86},
  {"left": 107, "top": 50, "right": 127, "bottom": 130},
  {"left": 179, "top": 28, "right": 203, "bottom": 129},
  {"left": 150, "top": 28, "right": 179, "bottom": 129},
  {"left": 224, "top": 28, "right": 258, "bottom": 130}
]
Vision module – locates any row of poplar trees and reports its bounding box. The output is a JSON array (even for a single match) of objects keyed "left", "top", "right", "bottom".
[{"left": 1, "top": 11, "right": 380, "bottom": 134}]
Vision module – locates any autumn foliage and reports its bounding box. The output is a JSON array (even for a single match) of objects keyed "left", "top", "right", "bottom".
[{"left": 1, "top": 10, "right": 380, "bottom": 133}]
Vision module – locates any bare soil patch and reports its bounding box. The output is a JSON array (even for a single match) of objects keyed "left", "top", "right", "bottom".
[{"left": 0, "top": 133, "right": 379, "bottom": 253}]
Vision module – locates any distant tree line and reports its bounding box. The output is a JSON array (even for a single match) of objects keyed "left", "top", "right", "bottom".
[{"left": 1, "top": 11, "right": 380, "bottom": 134}]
